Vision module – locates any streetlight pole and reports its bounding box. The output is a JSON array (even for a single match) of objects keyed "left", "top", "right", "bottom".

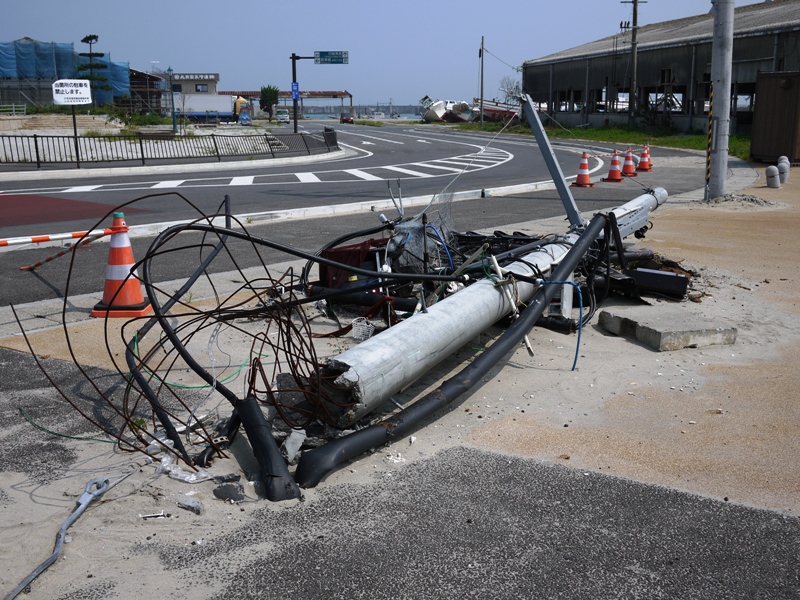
[{"left": 167, "top": 66, "right": 177, "bottom": 133}]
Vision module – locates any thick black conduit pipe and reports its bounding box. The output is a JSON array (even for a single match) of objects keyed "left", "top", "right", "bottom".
[
  {"left": 306, "top": 285, "right": 419, "bottom": 312},
  {"left": 138, "top": 225, "right": 300, "bottom": 501},
  {"left": 294, "top": 213, "right": 608, "bottom": 488},
  {"left": 493, "top": 235, "right": 560, "bottom": 264},
  {"left": 130, "top": 206, "right": 300, "bottom": 501},
  {"left": 125, "top": 199, "right": 234, "bottom": 464}
]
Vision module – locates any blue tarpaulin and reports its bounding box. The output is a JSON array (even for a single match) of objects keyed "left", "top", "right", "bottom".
[
  {"left": 0, "top": 43, "right": 17, "bottom": 78},
  {"left": 0, "top": 41, "right": 76, "bottom": 79},
  {"left": 0, "top": 40, "right": 129, "bottom": 104}
]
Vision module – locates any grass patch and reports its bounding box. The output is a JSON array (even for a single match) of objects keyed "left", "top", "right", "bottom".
[
  {"left": 355, "top": 119, "right": 384, "bottom": 127},
  {"left": 452, "top": 120, "right": 752, "bottom": 161}
]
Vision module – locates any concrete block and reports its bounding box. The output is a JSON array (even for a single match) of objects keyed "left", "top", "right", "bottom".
[
  {"left": 176, "top": 496, "right": 203, "bottom": 515},
  {"left": 598, "top": 305, "right": 737, "bottom": 352}
]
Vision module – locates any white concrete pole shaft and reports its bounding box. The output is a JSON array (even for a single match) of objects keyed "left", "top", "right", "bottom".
[
  {"left": 328, "top": 240, "right": 576, "bottom": 427},
  {"left": 709, "top": 0, "right": 735, "bottom": 199},
  {"left": 325, "top": 188, "right": 668, "bottom": 427}
]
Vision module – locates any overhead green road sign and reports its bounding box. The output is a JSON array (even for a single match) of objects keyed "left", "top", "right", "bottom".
[{"left": 315, "top": 51, "right": 348, "bottom": 64}]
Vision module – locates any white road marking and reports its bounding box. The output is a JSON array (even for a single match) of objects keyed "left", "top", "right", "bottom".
[
  {"left": 381, "top": 166, "right": 434, "bottom": 178},
  {"left": 433, "top": 159, "right": 480, "bottom": 167},
  {"left": 229, "top": 176, "right": 254, "bottom": 186},
  {"left": 296, "top": 172, "right": 321, "bottom": 183},
  {"left": 63, "top": 185, "right": 103, "bottom": 192},
  {"left": 337, "top": 131, "right": 404, "bottom": 144},
  {"left": 344, "top": 169, "right": 383, "bottom": 181},
  {"left": 408, "top": 162, "right": 464, "bottom": 173},
  {"left": 151, "top": 180, "right": 185, "bottom": 189}
]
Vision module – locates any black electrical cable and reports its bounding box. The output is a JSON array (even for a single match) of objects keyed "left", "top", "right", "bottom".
[{"left": 300, "top": 221, "right": 394, "bottom": 289}]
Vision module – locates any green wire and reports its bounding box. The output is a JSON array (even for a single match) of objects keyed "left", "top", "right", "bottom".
[
  {"left": 19, "top": 407, "right": 114, "bottom": 444},
  {"left": 131, "top": 335, "right": 266, "bottom": 389}
]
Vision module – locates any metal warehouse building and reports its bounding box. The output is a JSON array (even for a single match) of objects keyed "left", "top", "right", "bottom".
[{"left": 522, "top": 0, "right": 800, "bottom": 133}]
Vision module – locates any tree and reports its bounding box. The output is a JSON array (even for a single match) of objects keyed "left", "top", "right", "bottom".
[
  {"left": 499, "top": 75, "right": 521, "bottom": 104},
  {"left": 78, "top": 34, "right": 112, "bottom": 107},
  {"left": 260, "top": 85, "right": 280, "bottom": 122}
]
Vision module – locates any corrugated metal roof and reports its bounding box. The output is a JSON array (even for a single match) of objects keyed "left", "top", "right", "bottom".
[{"left": 524, "top": 0, "right": 800, "bottom": 66}]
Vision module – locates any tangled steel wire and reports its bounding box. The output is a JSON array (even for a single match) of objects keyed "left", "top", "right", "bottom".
[{"left": 15, "top": 192, "right": 470, "bottom": 474}]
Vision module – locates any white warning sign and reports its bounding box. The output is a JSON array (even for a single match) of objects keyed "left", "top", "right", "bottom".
[{"left": 52, "top": 79, "right": 93, "bottom": 105}]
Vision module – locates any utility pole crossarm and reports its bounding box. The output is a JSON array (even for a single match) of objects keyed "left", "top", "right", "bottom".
[{"left": 520, "top": 94, "right": 586, "bottom": 230}]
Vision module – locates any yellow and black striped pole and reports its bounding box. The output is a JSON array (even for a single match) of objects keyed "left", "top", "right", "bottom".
[{"left": 705, "top": 82, "right": 713, "bottom": 202}]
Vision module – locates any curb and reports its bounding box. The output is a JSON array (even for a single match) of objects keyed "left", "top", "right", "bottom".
[{"left": 0, "top": 149, "right": 348, "bottom": 183}]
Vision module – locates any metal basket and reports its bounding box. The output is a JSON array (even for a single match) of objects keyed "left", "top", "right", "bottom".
[{"left": 351, "top": 317, "right": 375, "bottom": 341}]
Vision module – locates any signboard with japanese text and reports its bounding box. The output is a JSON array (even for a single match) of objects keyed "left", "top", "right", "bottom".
[
  {"left": 291, "top": 81, "right": 299, "bottom": 101},
  {"left": 52, "top": 79, "right": 92, "bottom": 105},
  {"left": 314, "top": 51, "right": 348, "bottom": 65}
]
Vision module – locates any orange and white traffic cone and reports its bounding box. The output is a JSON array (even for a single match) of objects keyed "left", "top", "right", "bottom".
[
  {"left": 570, "top": 152, "right": 595, "bottom": 188},
  {"left": 621, "top": 148, "right": 638, "bottom": 177},
  {"left": 637, "top": 144, "right": 652, "bottom": 172},
  {"left": 601, "top": 151, "right": 624, "bottom": 183},
  {"left": 91, "top": 212, "right": 152, "bottom": 318}
]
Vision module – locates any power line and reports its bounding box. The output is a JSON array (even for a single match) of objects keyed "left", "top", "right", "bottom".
[{"left": 483, "top": 47, "right": 521, "bottom": 73}]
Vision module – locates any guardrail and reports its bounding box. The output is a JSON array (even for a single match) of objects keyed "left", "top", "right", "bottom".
[
  {"left": 0, "top": 128, "right": 338, "bottom": 168},
  {"left": 0, "top": 104, "right": 27, "bottom": 116}
]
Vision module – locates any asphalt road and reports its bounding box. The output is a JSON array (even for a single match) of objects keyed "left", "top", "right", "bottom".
[{"left": 1, "top": 127, "right": 703, "bottom": 307}]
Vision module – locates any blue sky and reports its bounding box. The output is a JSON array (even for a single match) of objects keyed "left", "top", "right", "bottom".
[{"left": 3, "top": 0, "right": 764, "bottom": 106}]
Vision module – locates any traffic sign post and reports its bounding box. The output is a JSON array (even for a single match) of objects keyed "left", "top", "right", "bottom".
[{"left": 290, "top": 51, "right": 349, "bottom": 133}]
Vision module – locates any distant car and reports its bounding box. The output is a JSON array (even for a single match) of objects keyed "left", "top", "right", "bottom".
[
  {"left": 275, "top": 109, "right": 290, "bottom": 124},
  {"left": 340, "top": 113, "right": 354, "bottom": 124}
]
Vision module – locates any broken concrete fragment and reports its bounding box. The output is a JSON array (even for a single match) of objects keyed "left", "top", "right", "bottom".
[
  {"left": 176, "top": 496, "right": 202, "bottom": 515},
  {"left": 280, "top": 429, "right": 306, "bottom": 465},
  {"left": 213, "top": 482, "right": 245, "bottom": 503},
  {"left": 599, "top": 305, "right": 737, "bottom": 351}
]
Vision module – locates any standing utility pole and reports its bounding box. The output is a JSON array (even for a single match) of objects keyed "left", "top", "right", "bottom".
[
  {"left": 479, "top": 36, "right": 485, "bottom": 126},
  {"left": 708, "top": 0, "right": 735, "bottom": 200},
  {"left": 621, "top": 0, "right": 646, "bottom": 122}
]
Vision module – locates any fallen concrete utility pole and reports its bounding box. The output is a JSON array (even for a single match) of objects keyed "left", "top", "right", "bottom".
[
  {"left": 316, "top": 187, "right": 667, "bottom": 429},
  {"left": 295, "top": 212, "right": 610, "bottom": 488},
  {"left": 318, "top": 239, "right": 573, "bottom": 427}
]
